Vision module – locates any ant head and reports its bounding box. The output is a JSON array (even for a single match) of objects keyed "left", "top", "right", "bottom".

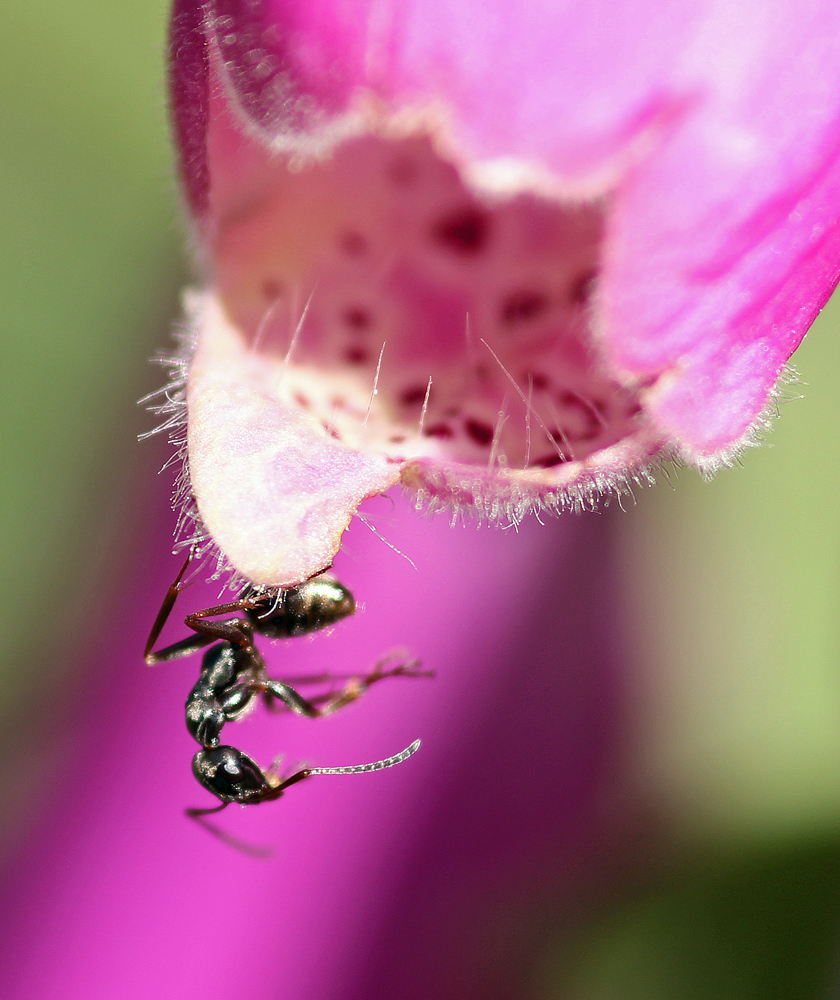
[{"left": 192, "top": 746, "right": 275, "bottom": 804}]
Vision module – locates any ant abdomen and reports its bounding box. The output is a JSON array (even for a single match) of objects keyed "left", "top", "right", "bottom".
[{"left": 245, "top": 575, "right": 356, "bottom": 640}]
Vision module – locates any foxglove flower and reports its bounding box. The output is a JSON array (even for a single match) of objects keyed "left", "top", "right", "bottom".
[{"left": 165, "top": 0, "right": 840, "bottom": 586}]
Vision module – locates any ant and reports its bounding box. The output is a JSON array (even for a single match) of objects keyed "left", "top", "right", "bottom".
[{"left": 144, "top": 554, "right": 430, "bottom": 813}]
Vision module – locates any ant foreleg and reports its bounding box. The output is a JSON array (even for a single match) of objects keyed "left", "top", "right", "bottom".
[
  {"left": 183, "top": 613, "right": 255, "bottom": 652},
  {"left": 183, "top": 592, "right": 279, "bottom": 650},
  {"left": 144, "top": 552, "right": 193, "bottom": 663}
]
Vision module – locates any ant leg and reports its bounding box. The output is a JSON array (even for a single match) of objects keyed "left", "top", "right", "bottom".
[
  {"left": 258, "top": 673, "right": 398, "bottom": 718},
  {"left": 185, "top": 595, "right": 267, "bottom": 620},
  {"left": 265, "top": 652, "right": 435, "bottom": 718},
  {"left": 146, "top": 632, "right": 216, "bottom": 665},
  {"left": 260, "top": 680, "right": 324, "bottom": 719},
  {"left": 185, "top": 803, "right": 273, "bottom": 856},
  {"left": 185, "top": 801, "right": 228, "bottom": 818},
  {"left": 184, "top": 593, "right": 275, "bottom": 650},
  {"left": 184, "top": 613, "right": 256, "bottom": 651},
  {"left": 144, "top": 552, "right": 193, "bottom": 662},
  {"left": 322, "top": 654, "right": 434, "bottom": 714},
  {"left": 268, "top": 672, "right": 382, "bottom": 686}
]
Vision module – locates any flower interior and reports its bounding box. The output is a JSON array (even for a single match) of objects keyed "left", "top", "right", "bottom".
[{"left": 210, "top": 131, "right": 663, "bottom": 525}]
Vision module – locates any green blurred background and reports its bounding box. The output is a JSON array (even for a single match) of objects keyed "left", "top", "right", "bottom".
[
  {"left": 2, "top": 4, "right": 839, "bottom": 997},
  {"left": 0, "top": 1, "right": 186, "bottom": 848}
]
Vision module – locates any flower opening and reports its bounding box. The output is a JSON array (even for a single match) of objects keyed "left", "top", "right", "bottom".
[{"left": 159, "top": 0, "right": 840, "bottom": 587}]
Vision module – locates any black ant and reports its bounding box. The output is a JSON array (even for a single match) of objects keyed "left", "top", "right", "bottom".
[{"left": 144, "top": 554, "right": 429, "bottom": 814}]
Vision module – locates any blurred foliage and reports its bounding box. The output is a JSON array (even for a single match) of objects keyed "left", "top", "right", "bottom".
[
  {"left": 540, "top": 838, "right": 840, "bottom": 999},
  {"left": 0, "top": 3, "right": 184, "bottom": 845},
  {"left": 0, "top": 3, "right": 183, "bottom": 709},
  {"left": 624, "top": 300, "right": 840, "bottom": 839}
]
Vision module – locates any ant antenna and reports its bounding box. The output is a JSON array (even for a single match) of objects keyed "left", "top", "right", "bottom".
[{"left": 308, "top": 739, "right": 421, "bottom": 776}]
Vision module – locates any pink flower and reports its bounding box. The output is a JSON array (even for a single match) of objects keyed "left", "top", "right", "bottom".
[{"left": 166, "top": 0, "right": 840, "bottom": 587}]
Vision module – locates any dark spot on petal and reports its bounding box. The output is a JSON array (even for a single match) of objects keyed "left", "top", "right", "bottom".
[
  {"left": 465, "top": 419, "right": 494, "bottom": 446},
  {"left": 399, "top": 385, "right": 429, "bottom": 407},
  {"left": 261, "top": 278, "right": 284, "bottom": 300},
  {"left": 293, "top": 392, "right": 310, "bottom": 409},
  {"left": 501, "top": 290, "right": 548, "bottom": 325},
  {"left": 389, "top": 434, "right": 407, "bottom": 443},
  {"left": 330, "top": 396, "right": 347, "bottom": 410},
  {"left": 558, "top": 391, "right": 601, "bottom": 441},
  {"left": 433, "top": 207, "right": 490, "bottom": 255},
  {"left": 322, "top": 422, "right": 340, "bottom": 439},
  {"left": 340, "top": 230, "right": 368, "bottom": 256},
  {"left": 425, "top": 423, "right": 454, "bottom": 439},
  {"left": 569, "top": 269, "right": 598, "bottom": 305},
  {"left": 443, "top": 407, "right": 460, "bottom": 417},
  {"left": 342, "top": 306, "right": 372, "bottom": 330},
  {"left": 531, "top": 453, "right": 571, "bottom": 468},
  {"left": 523, "top": 371, "right": 549, "bottom": 391},
  {"left": 388, "top": 157, "right": 419, "bottom": 185},
  {"left": 344, "top": 347, "right": 369, "bottom": 365}
]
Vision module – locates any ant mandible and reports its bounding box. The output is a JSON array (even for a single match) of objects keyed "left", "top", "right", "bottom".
[{"left": 144, "top": 553, "right": 430, "bottom": 811}]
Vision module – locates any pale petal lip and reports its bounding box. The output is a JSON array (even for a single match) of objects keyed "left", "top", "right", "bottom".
[{"left": 188, "top": 295, "right": 401, "bottom": 586}]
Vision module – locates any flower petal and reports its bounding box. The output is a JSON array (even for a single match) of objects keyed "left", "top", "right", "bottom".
[
  {"left": 169, "top": 0, "right": 210, "bottom": 216},
  {"left": 188, "top": 295, "right": 400, "bottom": 585},
  {"left": 210, "top": 0, "right": 706, "bottom": 185},
  {"left": 165, "top": 0, "right": 840, "bottom": 584},
  {"left": 602, "top": 0, "right": 840, "bottom": 458}
]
